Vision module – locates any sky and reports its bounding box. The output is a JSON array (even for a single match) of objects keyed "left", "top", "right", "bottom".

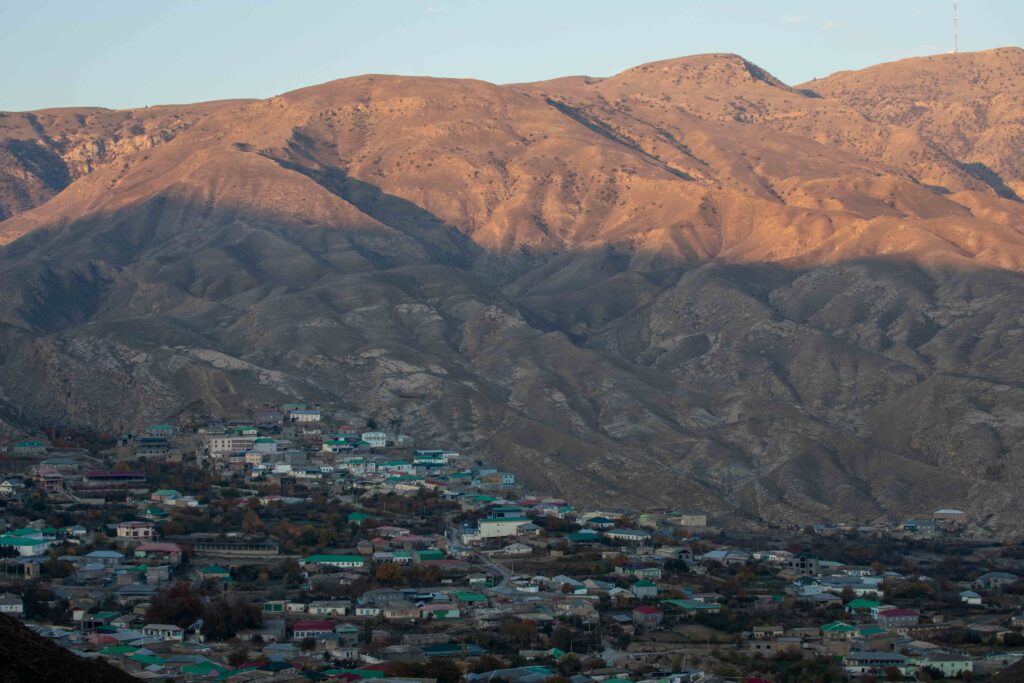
[{"left": 2, "top": 0, "right": 1022, "bottom": 111}]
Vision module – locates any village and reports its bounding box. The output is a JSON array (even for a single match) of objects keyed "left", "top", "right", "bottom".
[{"left": 0, "top": 404, "right": 1023, "bottom": 682}]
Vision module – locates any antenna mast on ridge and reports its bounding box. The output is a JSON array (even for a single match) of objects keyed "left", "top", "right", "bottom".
[{"left": 953, "top": 0, "right": 959, "bottom": 53}]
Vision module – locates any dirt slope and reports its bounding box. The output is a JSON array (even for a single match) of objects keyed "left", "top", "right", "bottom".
[{"left": 1, "top": 50, "right": 1023, "bottom": 532}]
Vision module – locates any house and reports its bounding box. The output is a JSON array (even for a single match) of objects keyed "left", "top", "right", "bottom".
[
  {"left": 289, "top": 409, "right": 322, "bottom": 423},
  {"left": 499, "top": 542, "right": 533, "bottom": 556},
  {"left": 960, "top": 590, "right": 983, "bottom": 605},
  {"left": 134, "top": 542, "right": 183, "bottom": 564},
  {"left": 820, "top": 621, "right": 858, "bottom": 641},
  {"left": 114, "top": 521, "right": 155, "bottom": 541},
  {"left": 33, "top": 467, "right": 63, "bottom": 494},
  {"left": 199, "top": 565, "right": 232, "bottom": 582},
  {"left": 142, "top": 623, "right": 185, "bottom": 641},
  {"left": 0, "top": 536, "right": 51, "bottom": 557},
  {"left": 142, "top": 507, "right": 170, "bottom": 522},
  {"left": 916, "top": 652, "right": 973, "bottom": 678},
  {"left": 206, "top": 435, "right": 255, "bottom": 456},
  {"left": 422, "top": 643, "right": 487, "bottom": 658},
  {"left": 604, "top": 528, "right": 651, "bottom": 544},
  {"left": 145, "top": 424, "right": 177, "bottom": 438},
  {"left": 786, "top": 553, "right": 820, "bottom": 577},
  {"left": 632, "top": 580, "right": 658, "bottom": 600},
  {"left": 115, "top": 583, "right": 157, "bottom": 605},
  {"left": 0, "top": 479, "right": 27, "bottom": 498},
  {"left": 843, "top": 651, "right": 908, "bottom": 676},
  {"left": 263, "top": 600, "right": 288, "bottom": 615},
  {"left": 331, "top": 624, "right": 360, "bottom": 646},
  {"left": 616, "top": 564, "right": 662, "bottom": 580},
  {"left": 662, "top": 599, "right": 722, "bottom": 615},
  {"left": 568, "top": 530, "right": 600, "bottom": 544},
  {"left": 746, "top": 637, "right": 802, "bottom": 657},
  {"left": 845, "top": 598, "right": 882, "bottom": 615},
  {"left": 134, "top": 436, "right": 169, "bottom": 456},
  {"left": 751, "top": 625, "right": 784, "bottom": 640},
  {"left": 308, "top": 600, "right": 350, "bottom": 617},
  {"left": 80, "top": 469, "right": 145, "bottom": 491},
  {"left": 302, "top": 554, "right": 366, "bottom": 570},
  {"left": 150, "top": 489, "right": 181, "bottom": 503},
  {"left": 478, "top": 517, "right": 530, "bottom": 539},
  {"left": 361, "top": 431, "right": 388, "bottom": 448},
  {"left": 672, "top": 512, "right": 708, "bottom": 527},
  {"left": 322, "top": 439, "right": 352, "bottom": 454},
  {"left": 420, "top": 603, "right": 461, "bottom": 620},
  {"left": 0, "top": 592, "right": 24, "bottom": 616},
  {"left": 632, "top": 605, "right": 664, "bottom": 628},
  {"left": 973, "top": 571, "right": 1019, "bottom": 590},
  {"left": 13, "top": 440, "right": 47, "bottom": 455},
  {"left": 293, "top": 620, "right": 335, "bottom": 640},
  {"left": 876, "top": 608, "right": 919, "bottom": 631},
  {"left": 790, "top": 576, "right": 822, "bottom": 597}
]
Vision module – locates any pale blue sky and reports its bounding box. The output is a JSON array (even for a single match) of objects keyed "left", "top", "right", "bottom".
[{"left": 2, "top": 0, "right": 1021, "bottom": 111}]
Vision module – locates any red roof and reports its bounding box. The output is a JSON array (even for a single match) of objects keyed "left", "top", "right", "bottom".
[
  {"left": 136, "top": 542, "right": 182, "bottom": 553},
  {"left": 633, "top": 605, "right": 663, "bottom": 614},
  {"left": 879, "top": 608, "right": 918, "bottom": 617},
  {"left": 293, "top": 620, "right": 334, "bottom": 631}
]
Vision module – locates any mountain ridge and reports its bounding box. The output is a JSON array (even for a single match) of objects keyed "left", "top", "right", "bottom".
[{"left": 1, "top": 50, "right": 1023, "bottom": 533}]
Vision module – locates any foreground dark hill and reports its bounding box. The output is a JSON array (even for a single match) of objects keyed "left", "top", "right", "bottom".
[
  {"left": 1, "top": 50, "right": 1023, "bottom": 532},
  {"left": 0, "top": 615, "right": 137, "bottom": 682}
]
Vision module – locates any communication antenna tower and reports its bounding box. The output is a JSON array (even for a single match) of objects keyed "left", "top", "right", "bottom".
[{"left": 953, "top": 0, "right": 959, "bottom": 53}]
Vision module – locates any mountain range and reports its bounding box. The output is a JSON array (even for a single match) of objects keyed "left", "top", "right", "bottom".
[{"left": 2, "top": 48, "right": 1023, "bottom": 532}]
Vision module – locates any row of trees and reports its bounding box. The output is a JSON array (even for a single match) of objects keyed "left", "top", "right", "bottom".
[{"left": 144, "top": 583, "right": 262, "bottom": 640}]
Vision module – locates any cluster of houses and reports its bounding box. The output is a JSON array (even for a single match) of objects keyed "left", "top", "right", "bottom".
[{"left": 1, "top": 406, "right": 1023, "bottom": 682}]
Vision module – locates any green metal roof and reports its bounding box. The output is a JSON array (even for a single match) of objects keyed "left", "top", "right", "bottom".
[
  {"left": 304, "top": 554, "right": 365, "bottom": 563},
  {"left": 821, "top": 621, "right": 857, "bottom": 632},
  {"left": 0, "top": 536, "right": 49, "bottom": 546}
]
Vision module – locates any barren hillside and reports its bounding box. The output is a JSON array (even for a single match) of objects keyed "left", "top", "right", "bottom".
[{"left": 1, "top": 50, "right": 1023, "bottom": 532}]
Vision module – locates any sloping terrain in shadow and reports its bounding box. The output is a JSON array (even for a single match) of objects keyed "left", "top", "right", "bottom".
[
  {"left": 1, "top": 49, "right": 1024, "bottom": 531},
  {"left": 0, "top": 615, "right": 137, "bottom": 682}
]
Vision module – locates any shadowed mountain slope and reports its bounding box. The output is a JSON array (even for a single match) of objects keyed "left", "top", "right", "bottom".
[{"left": 1, "top": 50, "right": 1023, "bottom": 532}]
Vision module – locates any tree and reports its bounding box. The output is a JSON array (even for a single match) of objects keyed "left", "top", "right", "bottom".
[
  {"left": 202, "top": 595, "right": 262, "bottom": 641},
  {"left": 146, "top": 583, "right": 204, "bottom": 627},
  {"left": 227, "top": 648, "right": 249, "bottom": 667},
  {"left": 300, "top": 637, "right": 317, "bottom": 651},
  {"left": 549, "top": 626, "right": 573, "bottom": 652},
  {"left": 318, "top": 528, "right": 338, "bottom": 547},
  {"left": 471, "top": 656, "right": 506, "bottom": 673},
  {"left": 242, "top": 509, "right": 264, "bottom": 534},
  {"left": 506, "top": 619, "right": 537, "bottom": 648},
  {"left": 375, "top": 563, "right": 404, "bottom": 586},
  {"left": 424, "top": 659, "right": 463, "bottom": 683},
  {"left": 278, "top": 558, "right": 303, "bottom": 586},
  {"left": 1003, "top": 632, "right": 1024, "bottom": 647}
]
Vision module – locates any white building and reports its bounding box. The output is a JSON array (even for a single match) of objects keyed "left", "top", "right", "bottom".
[
  {"left": 252, "top": 437, "right": 279, "bottom": 453},
  {"left": 0, "top": 537, "right": 51, "bottom": 557},
  {"left": 114, "top": 522, "right": 155, "bottom": 541},
  {"left": 362, "top": 431, "right": 388, "bottom": 448},
  {"left": 0, "top": 592, "right": 24, "bottom": 616},
  {"left": 478, "top": 518, "right": 530, "bottom": 539},
  {"left": 143, "top": 623, "right": 185, "bottom": 641},
  {"left": 207, "top": 436, "right": 256, "bottom": 456}
]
